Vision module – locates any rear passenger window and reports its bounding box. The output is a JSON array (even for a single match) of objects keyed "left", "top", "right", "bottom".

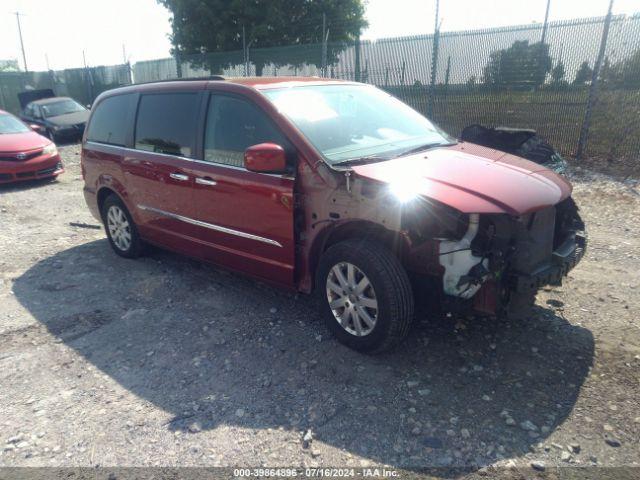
[
  {"left": 135, "top": 93, "right": 199, "bottom": 157},
  {"left": 86, "top": 94, "right": 134, "bottom": 146},
  {"left": 204, "top": 95, "right": 288, "bottom": 168}
]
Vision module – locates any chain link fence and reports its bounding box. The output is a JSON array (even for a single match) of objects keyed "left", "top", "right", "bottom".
[
  {"left": 0, "top": 64, "right": 131, "bottom": 114},
  {"left": 2, "top": 14, "right": 639, "bottom": 164}
]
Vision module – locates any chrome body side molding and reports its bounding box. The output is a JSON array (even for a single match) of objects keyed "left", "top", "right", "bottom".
[{"left": 137, "top": 204, "right": 283, "bottom": 248}]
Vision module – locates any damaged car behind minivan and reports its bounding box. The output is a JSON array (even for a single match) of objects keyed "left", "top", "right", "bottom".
[{"left": 81, "top": 77, "right": 586, "bottom": 353}]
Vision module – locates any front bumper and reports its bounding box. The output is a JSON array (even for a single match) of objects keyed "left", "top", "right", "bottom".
[
  {"left": 52, "top": 124, "right": 85, "bottom": 139},
  {"left": 511, "top": 232, "right": 587, "bottom": 292},
  {"left": 0, "top": 154, "right": 64, "bottom": 184}
]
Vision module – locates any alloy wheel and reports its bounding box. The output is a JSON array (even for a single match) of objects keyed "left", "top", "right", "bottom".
[
  {"left": 106, "top": 205, "right": 132, "bottom": 252},
  {"left": 326, "top": 262, "right": 378, "bottom": 337}
]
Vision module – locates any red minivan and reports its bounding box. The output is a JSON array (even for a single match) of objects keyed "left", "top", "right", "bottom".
[{"left": 81, "top": 77, "right": 585, "bottom": 353}]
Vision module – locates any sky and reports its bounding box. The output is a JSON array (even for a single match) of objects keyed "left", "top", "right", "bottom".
[{"left": 0, "top": 0, "right": 638, "bottom": 71}]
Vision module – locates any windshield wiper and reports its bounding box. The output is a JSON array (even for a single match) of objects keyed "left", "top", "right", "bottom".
[
  {"left": 332, "top": 155, "right": 391, "bottom": 167},
  {"left": 393, "top": 141, "right": 457, "bottom": 158}
]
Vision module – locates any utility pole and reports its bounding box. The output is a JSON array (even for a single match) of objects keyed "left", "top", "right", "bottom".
[
  {"left": 13, "top": 11, "right": 28, "bottom": 72},
  {"left": 541, "top": 0, "right": 552, "bottom": 44}
]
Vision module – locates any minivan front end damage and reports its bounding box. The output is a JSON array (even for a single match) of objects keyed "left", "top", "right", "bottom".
[
  {"left": 310, "top": 148, "right": 585, "bottom": 317},
  {"left": 433, "top": 198, "right": 586, "bottom": 315},
  {"left": 438, "top": 214, "right": 489, "bottom": 299}
]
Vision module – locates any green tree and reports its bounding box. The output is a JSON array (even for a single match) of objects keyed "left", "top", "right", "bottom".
[
  {"left": 598, "top": 57, "right": 622, "bottom": 87},
  {"left": 157, "top": 0, "right": 367, "bottom": 76},
  {"left": 597, "top": 51, "right": 640, "bottom": 89},
  {"left": 482, "top": 40, "right": 552, "bottom": 89},
  {"left": 550, "top": 61, "right": 566, "bottom": 84},
  {"left": 573, "top": 60, "right": 592, "bottom": 85},
  {"left": 466, "top": 75, "right": 477, "bottom": 91},
  {"left": 619, "top": 48, "right": 640, "bottom": 89},
  {"left": 0, "top": 59, "right": 19, "bottom": 72}
]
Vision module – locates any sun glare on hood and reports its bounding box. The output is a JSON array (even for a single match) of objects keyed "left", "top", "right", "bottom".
[{"left": 388, "top": 173, "right": 426, "bottom": 204}]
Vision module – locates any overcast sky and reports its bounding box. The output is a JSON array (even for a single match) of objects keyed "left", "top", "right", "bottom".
[{"left": 0, "top": 0, "right": 638, "bottom": 71}]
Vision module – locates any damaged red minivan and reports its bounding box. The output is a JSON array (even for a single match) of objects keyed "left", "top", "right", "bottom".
[{"left": 81, "top": 78, "right": 585, "bottom": 353}]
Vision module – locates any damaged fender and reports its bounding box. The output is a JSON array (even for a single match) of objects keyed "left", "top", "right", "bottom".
[{"left": 438, "top": 214, "right": 489, "bottom": 298}]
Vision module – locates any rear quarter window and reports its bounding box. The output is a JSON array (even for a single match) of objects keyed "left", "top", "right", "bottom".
[{"left": 86, "top": 94, "right": 135, "bottom": 146}]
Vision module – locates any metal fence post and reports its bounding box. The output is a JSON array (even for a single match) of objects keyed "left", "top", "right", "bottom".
[
  {"left": 427, "top": 0, "right": 440, "bottom": 118},
  {"left": 0, "top": 85, "right": 6, "bottom": 110},
  {"left": 84, "top": 68, "right": 93, "bottom": 107},
  {"left": 48, "top": 68, "right": 55, "bottom": 92},
  {"left": 354, "top": 35, "right": 361, "bottom": 82},
  {"left": 321, "top": 13, "right": 328, "bottom": 77},
  {"left": 576, "top": 0, "right": 614, "bottom": 160},
  {"left": 175, "top": 52, "right": 183, "bottom": 79},
  {"left": 125, "top": 62, "right": 133, "bottom": 85}
]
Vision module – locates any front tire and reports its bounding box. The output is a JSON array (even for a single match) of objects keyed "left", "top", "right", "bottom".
[
  {"left": 316, "top": 239, "right": 414, "bottom": 353},
  {"left": 101, "top": 194, "right": 143, "bottom": 259}
]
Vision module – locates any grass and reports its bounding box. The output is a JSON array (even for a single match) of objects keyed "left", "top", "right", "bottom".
[{"left": 392, "top": 87, "right": 640, "bottom": 174}]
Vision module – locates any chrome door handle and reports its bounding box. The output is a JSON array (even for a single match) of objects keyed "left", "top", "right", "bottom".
[
  {"left": 195, "top": 177, "right": 218, "bottom": 186},
  {"left": 169, "top": 172, "right": 189, "bottom": 181}
]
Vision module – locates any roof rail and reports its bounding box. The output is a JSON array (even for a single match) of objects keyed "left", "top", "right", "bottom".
[{"left": 133, "top": 76, "right": 225, "bottom": 86}]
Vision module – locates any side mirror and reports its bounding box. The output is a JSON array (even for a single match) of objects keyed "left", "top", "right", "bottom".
[{"left": 244, "top": 143, "right": 287, "bottom": 173}]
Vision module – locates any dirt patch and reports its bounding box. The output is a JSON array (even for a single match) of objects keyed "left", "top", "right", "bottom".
[{"left": 0, "top": 144, "right": 638, "bottom": 475}]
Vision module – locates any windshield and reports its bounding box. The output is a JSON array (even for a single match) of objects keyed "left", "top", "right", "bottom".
[
  {"left": 0, "top": 114, "right": 30, "bottom": 134},
  {"left": 41, "top": 99, "right": 85, "bottom": 118},
  {"left": 263, "top": 84, "right": 453, "bottom": 164}
]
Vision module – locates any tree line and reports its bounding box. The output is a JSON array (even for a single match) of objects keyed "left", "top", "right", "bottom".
[
  {"left": 479, "top": 40, "right": 640, "bottom": 90},
  {"left": 157, "top": 1, "right": 639, "bottom": 90}
]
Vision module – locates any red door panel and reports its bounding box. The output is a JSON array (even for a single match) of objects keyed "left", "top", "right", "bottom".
[
  {"left": 122, "top": 150, "right": 200, "bottom": 255},
  {"left": 189, "top": 162, "right": 295, "bottom": 287}
]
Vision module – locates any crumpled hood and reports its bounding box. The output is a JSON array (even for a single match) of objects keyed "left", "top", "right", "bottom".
[
  {"left": 352, "top": 142, "right": 572, "bottom": 216},
  {"left": 47, "top": 110, "right": 89, "bottom": 126},
  {"left": 0, "top": 131, "right": 50, "bottom": 153}
]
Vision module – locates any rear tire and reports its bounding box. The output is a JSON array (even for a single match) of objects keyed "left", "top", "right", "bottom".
[
  {"left": 316, "top": 239, "right": 414, "bottom": 353},
  {"left": 101, "top": 194, "right": 143, "bottom": 259}
]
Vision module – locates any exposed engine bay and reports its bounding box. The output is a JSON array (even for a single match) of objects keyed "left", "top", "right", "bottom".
[
  {"left": 394, "top": 187, "right": 586, "bottom": 316},
  {"left": 437, "top": 197, "right": 586, "bottom": 315}
]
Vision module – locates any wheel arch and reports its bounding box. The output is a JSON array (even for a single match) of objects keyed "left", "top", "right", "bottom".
[
  {"left": 96, "top": 186, "right": 116, "bottom": 214},
  {"left": 96, "top": 185, "right": 133, "bottom": 222},
  {"left": 306, "top": 220, "right": 411, "bottom": 292},
  {"left": 95, "top": 173, "right": 135, "bottom": 219}
]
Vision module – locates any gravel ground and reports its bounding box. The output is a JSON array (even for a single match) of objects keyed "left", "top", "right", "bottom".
[{"left": 0, "top": 145, "right": 639, "bottom": 477}]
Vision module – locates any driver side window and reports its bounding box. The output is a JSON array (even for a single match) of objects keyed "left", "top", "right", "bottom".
[{"left": 203, "top": 94, "right": 291, "bottom": 169}]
